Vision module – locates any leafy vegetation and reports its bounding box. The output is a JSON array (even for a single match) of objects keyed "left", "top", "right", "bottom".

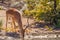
[
  {"left": 23, "top": 0, "right": 60, "bottom": 28},
  {"left": 0, "top": 20, "right": 3, "bottom": 32}
]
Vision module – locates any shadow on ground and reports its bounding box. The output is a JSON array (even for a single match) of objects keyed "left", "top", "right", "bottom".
[{"left": 6, "top": 32, "right": 20, "bottom": 38}]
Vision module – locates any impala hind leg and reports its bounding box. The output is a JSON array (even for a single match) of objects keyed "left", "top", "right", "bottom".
[{"left": 12, "top": 17, "right": 17, "bottom": 32}]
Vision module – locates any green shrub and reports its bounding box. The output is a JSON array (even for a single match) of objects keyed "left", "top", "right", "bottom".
[
  {"left": 44, "top": 25, "right": 53, "bottom": 31},
  {"left": 0, "top": 20, "right": 3, "bottom": 32},
  {"left": 0, "top": 6, "right": 3, "bottom": 10}
]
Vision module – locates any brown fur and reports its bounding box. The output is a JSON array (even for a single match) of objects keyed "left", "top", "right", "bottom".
[{"left": 6, "top": 8, "right": 24, "bottom": 39}]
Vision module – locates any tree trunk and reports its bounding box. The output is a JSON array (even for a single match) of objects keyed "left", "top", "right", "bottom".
[
  {"left": 18, "top": 18, "right": 25, "bottom": 40},
  {"left": 54, "top": 0, "right": 57, "bottom": 13},
  {"left": 53, "top": 0, "right": 57, "bottom": 25},
  {"left": 20, "top": 30, "right": 24, "bottom": 40}
]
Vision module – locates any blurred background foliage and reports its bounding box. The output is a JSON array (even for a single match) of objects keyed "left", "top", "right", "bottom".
[{"left": 23, "top": 0, "right": 60, "bottom": 28}]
